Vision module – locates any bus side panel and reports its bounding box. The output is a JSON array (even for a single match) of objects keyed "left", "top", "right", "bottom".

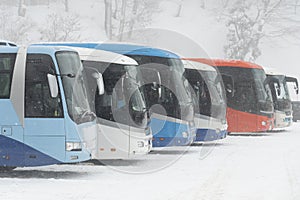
[
  {"left": 0, "top": 100, "right": 25, "bottom": 167},
  {"left": 24, "top": 118, "right": 66, "bottom": 163},
  {"left": 23, "top": 136, "right": 64, "bottom": 166},
  {"left": 0, "top": 134, "right": 24, "bottom": 167}
]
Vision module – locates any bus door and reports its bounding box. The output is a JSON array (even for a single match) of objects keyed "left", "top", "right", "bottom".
[{"left": 24, "top": 54, "right": 65, "bottom": 164}]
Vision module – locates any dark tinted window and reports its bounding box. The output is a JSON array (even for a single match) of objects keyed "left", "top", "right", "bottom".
[
  {"left": 0, "top": 53, "right": 16, "bottom": 98},
  {"left": 184, "top": 68, "right": 211, "bottom": 116},
  {"left": 218, "top": 67, "right": 258, "bottom": 113},
  {"left": 25, "top": 54, "right": 63, "bottom": 118}
]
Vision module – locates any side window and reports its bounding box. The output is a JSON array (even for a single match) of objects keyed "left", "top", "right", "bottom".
[
  {"left": 25, "top": 54, "right": 63, "bottom": 118},
  {"left": 0, "top": 54, "right": 16, "bottom": 98}
]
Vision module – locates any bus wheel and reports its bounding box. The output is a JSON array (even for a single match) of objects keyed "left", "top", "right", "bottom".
[{"left": 0, "top": 167, "right": 16, "bottom": 172}]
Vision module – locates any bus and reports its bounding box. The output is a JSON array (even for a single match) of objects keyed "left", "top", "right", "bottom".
[
  {"left": 265, "top": 68, "right": 299, "bottom": 128},
  {"left": 0, "top": 45, "right": 103, "bottom": 170},
  {"left": 62, "top": 43, "right": 195, "bottom": 147},
  {"left": 182, "top": 58, "right": 227, "bottom": 141},
  {"left": 70, "top": 47, "right": 152, "bottom": 159},
  {"left": 196, "top": 59, "right": 274, "bottom": 133}
]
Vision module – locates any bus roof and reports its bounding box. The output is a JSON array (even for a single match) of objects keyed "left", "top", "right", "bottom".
[
  {"left": 264, "top": 67, "right": 285, "bottom": 76},
  {"left": 68, "top": 47, "right": 138, "bottom": 66},
  {"left": 36, "top": 42, "right": 181, "bottom": 59},
  {"left": 187, "top": 58, "right": 263, "bottom": 70},
  {"left": 182, "top": 59, "right": 216, "bottom": 72},
  {"left": 0, "top": 40, "right": 17, "bottom": 47},
  {"left": 0, "top": 45, "right": 78, "bottom": 55}
]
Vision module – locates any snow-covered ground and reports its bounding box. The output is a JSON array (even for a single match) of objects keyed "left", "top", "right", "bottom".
[{"left": 1, "top": 123, "right": 299, "bottom": 200}]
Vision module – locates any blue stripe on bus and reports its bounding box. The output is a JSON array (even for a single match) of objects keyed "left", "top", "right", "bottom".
[
  {"left": 150, "top": 118, "right": 194, "bottom": 147},
  {"left": 0, "top": 135, "right": 61, "bottom": 167},
  {"left": 195, "top": 128, "right": 227, "bottom": 142}
]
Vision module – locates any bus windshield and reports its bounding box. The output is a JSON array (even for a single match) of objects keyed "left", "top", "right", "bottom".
[
  {"left": 83, "top": 61, "right": 147, "bottom": 128},
  {"left": 202, "top": 70, "right": 226, "bottom": 106},
  {"left": 268, "top": 74, "right": 291, "bottom": 111},
  {"left": 185, "top": 68, "right": 227, "bottom": 121},
  {"left": 56, "top": 51, "right": 94, "bottom": 124},
  {"left": 218, "top": 67, "right": 273, "bottom": 116},
  {"left": 252, "top": 69, "right": 274, "bottom": 114},
  {"left": 129, "top": 55, "right": 192, "bottom": 105},
  {"left": 271, "top": 75, "right": 290, "bottom": 100}
]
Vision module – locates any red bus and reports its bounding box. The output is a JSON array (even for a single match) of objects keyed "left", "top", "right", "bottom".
[{"left": 195, "top": 59, "right": 274, "bottom": 133}]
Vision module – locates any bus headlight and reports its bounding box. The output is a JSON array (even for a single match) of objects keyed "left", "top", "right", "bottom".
[
  {"left": 182, "top": 132, "right": 188, "bottom": 138},
  {"left": 261, "top": 121, "right": 267, "bottom": 126},
  {"left": 66, "top": 142, "right": 82, "bottom": 151}
]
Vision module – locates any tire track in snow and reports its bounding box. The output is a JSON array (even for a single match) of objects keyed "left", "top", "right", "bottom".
[
  {"left": 169, "top": 148, "right": 237, "bottom": 200},
  {"left": 284, "top": 152, "right": 300, "bottom": 200}
]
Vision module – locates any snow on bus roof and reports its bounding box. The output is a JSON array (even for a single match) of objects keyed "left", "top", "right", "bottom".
[
  {"left": 182, "top": 58, "right": 215, "bottom": 72},
  {"left": 187, "top": 58, "right": 264, "bottom": 70},
  {"left": 69, "top": 47, "right": 138, "bottom": 66},
  {"left": 40, "top": 42, "right": 180, "bottom": 59}
]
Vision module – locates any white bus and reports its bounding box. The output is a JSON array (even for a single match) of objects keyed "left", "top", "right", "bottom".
[
  {"left": 265, "top": 68, "right": 298, "bottom": 128},
  {"left": 183, "top": 59, "right": 227, "bottom": 141},
  {"left": 72, "top": 47, "right": 152, "bottom": 159}
]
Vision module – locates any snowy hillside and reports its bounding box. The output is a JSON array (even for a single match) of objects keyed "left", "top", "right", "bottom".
[{"left": 1, "top": 0, "right": 300, "bottom": 83}]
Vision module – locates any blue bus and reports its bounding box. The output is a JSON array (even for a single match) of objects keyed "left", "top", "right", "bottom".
[
  {"left": 0, "top": 45, "right": 103, "bottom": 170},
  {"left": 59, "top": 43, "right": 196, "bottom": 147}
]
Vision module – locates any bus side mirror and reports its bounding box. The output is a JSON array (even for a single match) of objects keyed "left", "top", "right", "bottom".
[
  {"left": 275, "top": 84, "right": 281, "bottom": 96},
  {"left": 47, "top": 74, "right": 59, "bottom": 98},
  {"left": 92, "top": 72, "right": 105, "bottom": 95}
]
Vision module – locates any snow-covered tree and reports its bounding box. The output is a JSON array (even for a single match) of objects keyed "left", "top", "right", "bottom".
[
  {"left": 0, "top": 11, "right": 33, "bottom": 44},
  {"left": 40, "top": 13, "right": 81, "bottom": 42},
  {"left": 223, "top": 0, "right": 300, "bottom": 61},
  {"left": 18, "top": 0, "right": 26, "bottom": 17},
  {"left": 64, "top": 0, "right": 69, "bottom": 12},
  {"left": 104, "top": 0, "right": 159, "bottom": 41}
]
